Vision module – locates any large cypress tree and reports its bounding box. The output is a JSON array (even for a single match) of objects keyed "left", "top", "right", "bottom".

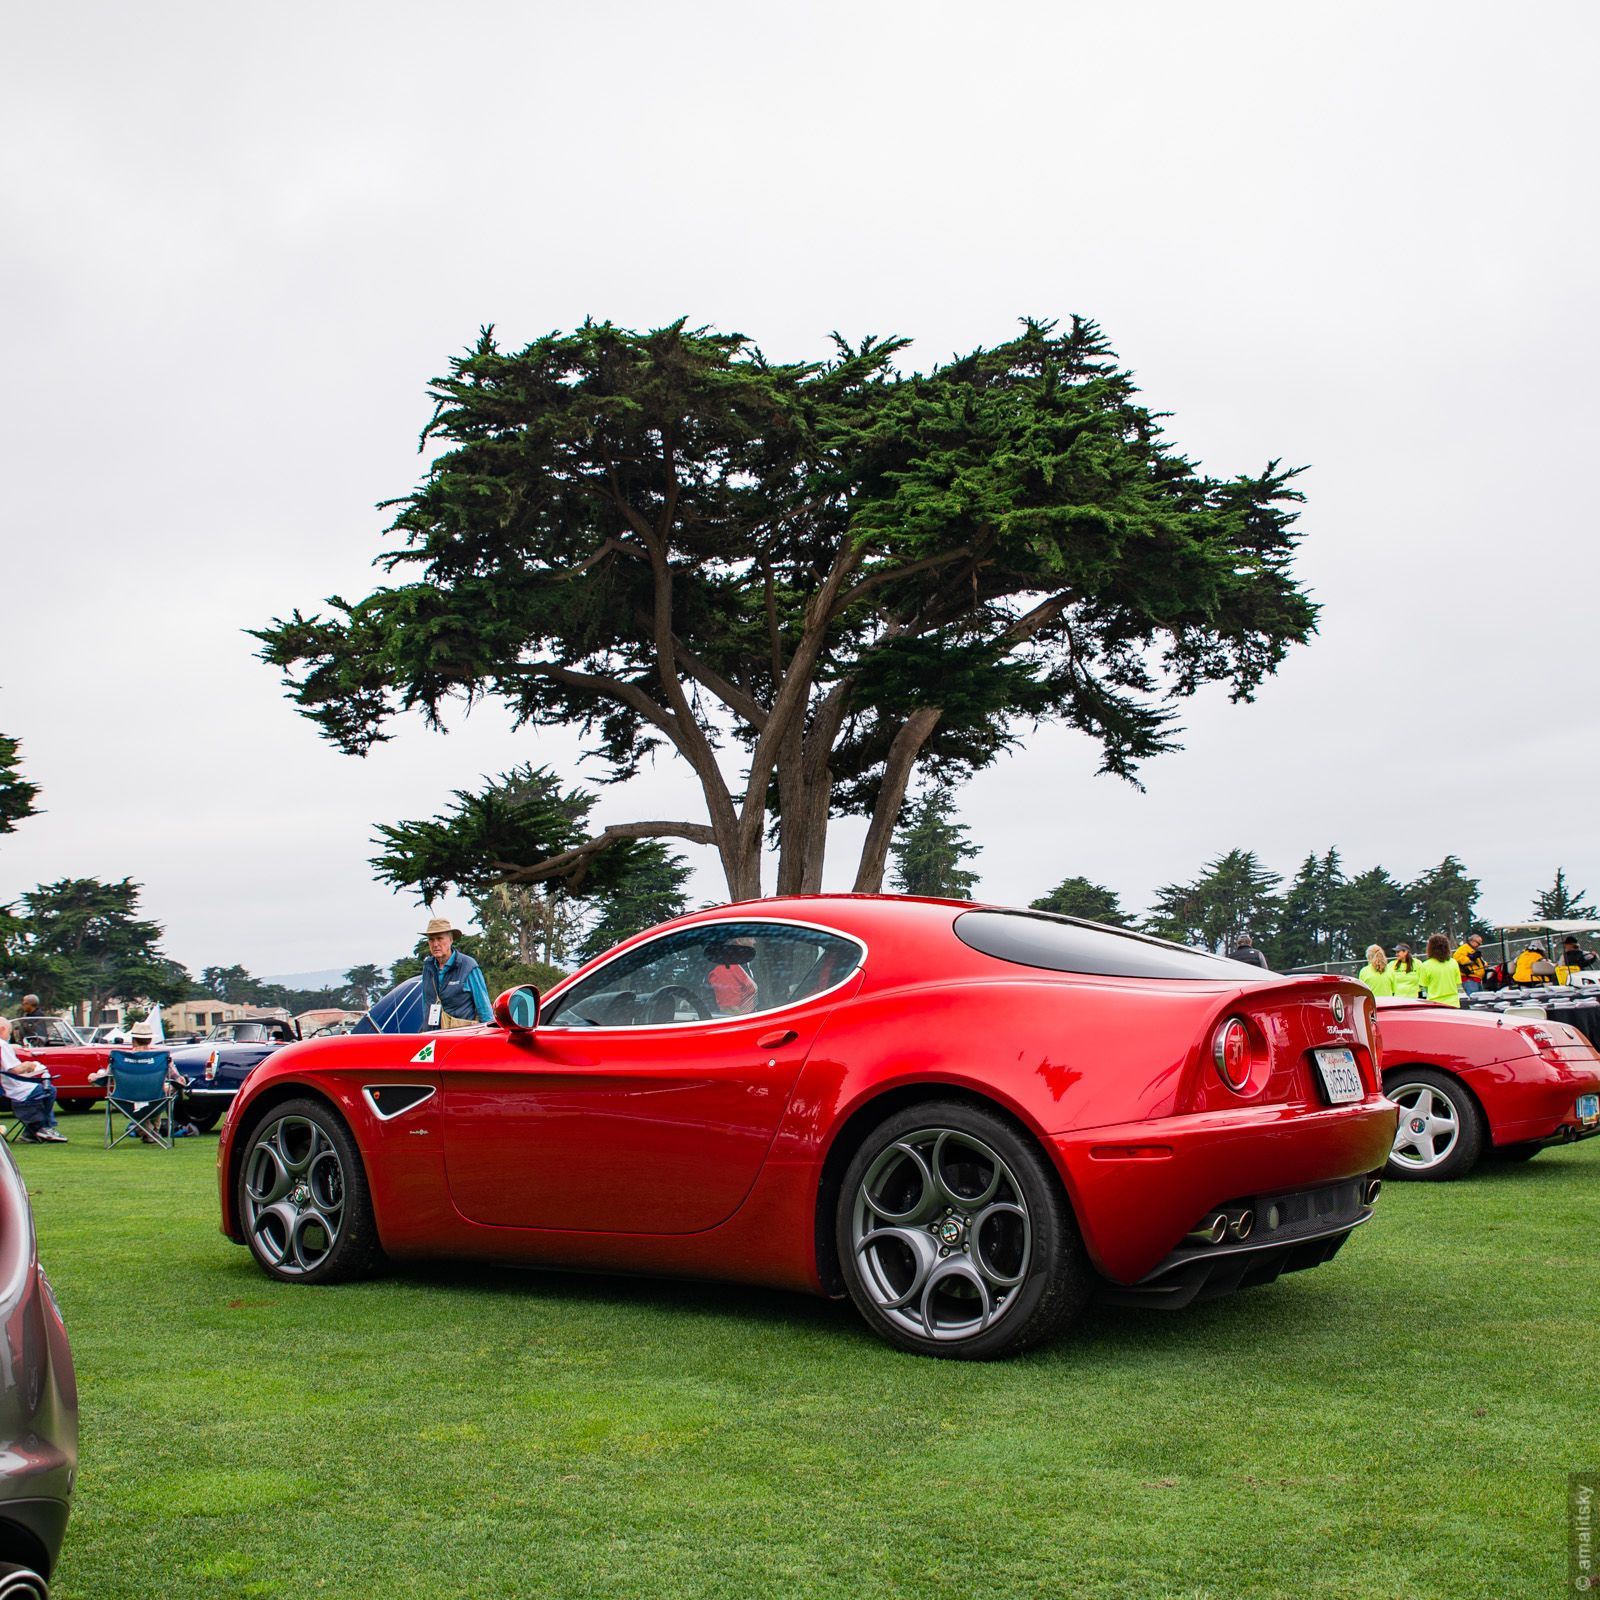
[{"left": 257, "top": 317, "right": 1317, "bottom": 901}]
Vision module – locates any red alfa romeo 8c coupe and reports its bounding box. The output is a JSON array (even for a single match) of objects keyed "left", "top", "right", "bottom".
[{"left": 217, "top": 898, "right": 1398, "bottom": 1358}]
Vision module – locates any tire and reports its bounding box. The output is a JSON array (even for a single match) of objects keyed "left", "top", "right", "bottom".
[
  {"left": 56, "top": 1100, "right": 95, "bottom": 1115},
  {"left": 181, "top": 1107, "right": 222, "bottom": 1133},
  {"left": 1489, "top": 1141, "right": 1542, "bottom": 1164},
  {"left": 1383, "top": 1068, "right": 1485, "bottom": 1181},
  {"left": 835, "top": 1099, "right": 1092, "bottom": 1359},
  {"left": 237, "top": 1098, "right": 383, "bottom": 1283}
]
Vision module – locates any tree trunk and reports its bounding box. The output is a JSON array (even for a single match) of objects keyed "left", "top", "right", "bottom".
[{"left": 852, "top": 707, "right": 944, "bottom": 893}]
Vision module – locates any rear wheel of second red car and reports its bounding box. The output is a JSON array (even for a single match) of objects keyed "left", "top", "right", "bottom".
[
  {"left": 836, "top": 1099, "right": 1092, "bottom": 1360},
  {"left": 1383, "top": 1067, "right": 1485, "bottom": 1181}
]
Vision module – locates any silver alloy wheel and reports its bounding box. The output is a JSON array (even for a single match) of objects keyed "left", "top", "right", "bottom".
[
  {"left": 242, "top": 1114, "right": 346, "bottom": 1275},
  {"left": 1388, "top": 1080, "right": 1461, "bottom": 1171},
  {"left": 850, "top": 1126, "right": 1032, "bottom": 1344}
]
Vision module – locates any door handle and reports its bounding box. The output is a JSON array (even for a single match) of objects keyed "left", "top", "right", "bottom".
[{"left": 756, "top": 1028, "right": 798, "bottom": 1048}]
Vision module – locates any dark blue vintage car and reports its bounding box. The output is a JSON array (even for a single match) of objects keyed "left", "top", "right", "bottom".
[{"left": 167, "top": 1018, "right": 300, "bottom": 1130}]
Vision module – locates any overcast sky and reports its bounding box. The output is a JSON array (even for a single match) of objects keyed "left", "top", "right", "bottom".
[{"left": 2, "top": 1, "right": 1595, "bottom": 977}]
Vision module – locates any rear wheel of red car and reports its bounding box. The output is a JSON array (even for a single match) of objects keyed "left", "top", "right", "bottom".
[
  {"left": 1383, "top": 1068, "right": 1485, "bottom": 1181},
  {"left": 238, "top": 1098, "right": 382, "bottom": 1283},
  {"left": 181, "top": 1107, "right": 222, "bottom": 1133},
  {"left": 836, "top": 1099, "right": 1091, "bottom": 1360}
]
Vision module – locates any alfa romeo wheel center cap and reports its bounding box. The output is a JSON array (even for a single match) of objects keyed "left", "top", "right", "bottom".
[
  {"left": 1410, "top": 1117, "right": 1426, "bottom": 1134},
  {"left": 291, "top": 1182, "right": 311, "bottom": 1210},
  {"left": 938, "top": 1218, "right": 964, "bottom": 1246}
]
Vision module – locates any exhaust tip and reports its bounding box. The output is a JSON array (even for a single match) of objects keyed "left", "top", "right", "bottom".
[
  {"left": 1227, "top": 1208, "right": 1254, "bottom": 1241},
  {"left": 0, "top": 1562, "right": 49, "bottom": 1600},
  {"left": 1186, "top": 1212, "right": 1229, "bottom": 1246},
  {"left": 1364, "top": 1177, "right": 1382, "bottom": 1205}
]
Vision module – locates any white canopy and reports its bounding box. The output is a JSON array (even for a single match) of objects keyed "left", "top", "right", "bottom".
[{"left": 1491, "top": 920, "right": 1600, "bottom": 936}]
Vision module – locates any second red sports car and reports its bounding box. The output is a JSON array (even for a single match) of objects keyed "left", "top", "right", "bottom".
[
  {"left": 217, "top": 897, "right": 1397, "bottom": 1358},
  {"left": 1375, "top": 998, "right": 1600, "bottom": 1179}
]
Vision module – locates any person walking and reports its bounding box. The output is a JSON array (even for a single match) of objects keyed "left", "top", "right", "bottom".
[
  {"left": 1419, "top": 933, "right": 1463, "bottom": 1007},
  {"left": 1357, "top": 945, "right": 1395, "bottom": 995},
  {"left": 419, "top": 917, "right": 493, "bottom": 1029},
  {"left": 1230, "top": 931, "right": 1269, "bottom": 970},
  {"left": 1453, "top": 933, "right": 1487, "bottom": 994},
  {"left": 1390, "top": 943, "right": 1426, "bottom": 999},
  {"left": 0, "top": 1018, "right": 68, "bottom": 1142}
]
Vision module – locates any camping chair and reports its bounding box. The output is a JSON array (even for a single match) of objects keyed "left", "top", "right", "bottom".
[{"left": 104, "top": 1050, "right": 176, "bottom": 1149}]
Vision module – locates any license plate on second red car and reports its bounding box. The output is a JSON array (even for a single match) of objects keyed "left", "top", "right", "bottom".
[
  {"left": 1579, "top": 1094, "right": 1599, "bottom": 1126},
  {"left": 1313, "top": 1047, "right": 1363, "bottom": 1105}
]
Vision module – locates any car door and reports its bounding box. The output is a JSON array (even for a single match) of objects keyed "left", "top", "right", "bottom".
[{"left": 440, "top": 918, "right": 865, "bottom": 1234}]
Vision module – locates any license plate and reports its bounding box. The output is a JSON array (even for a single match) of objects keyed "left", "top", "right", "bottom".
[
  {"left": 1313, "top": 1047, "right": 1363, "bottom": 1105},
  {"left": 1579, "top": 1094, "right": 1599, "bottom": 1126}
]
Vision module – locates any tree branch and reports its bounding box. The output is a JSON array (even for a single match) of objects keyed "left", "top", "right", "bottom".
[{"left": 494, "top": 819, "right": 717, "bottom": 889}]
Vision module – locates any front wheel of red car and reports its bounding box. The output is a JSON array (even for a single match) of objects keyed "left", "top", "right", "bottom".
[
  {"left": 238, "top": 1098, "right": 383, "bottom": 1283},
  {"left": 1383, "top": 1068, "right": 1485, "bottom": 1181},
  {"left": 836, "top": 1100, "right": 1092, "bottom": 1360}
]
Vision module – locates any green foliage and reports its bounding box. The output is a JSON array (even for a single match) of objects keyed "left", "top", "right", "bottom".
[
  {"left": 388, "top": 932, "right": 564, "bottom": 1000},
  {"left": 343, "top": 964, "right": 386, "bottom": 1008},
  {"left": 1335, "top": 866, "right": 1414, "bottom": 956},
  {"left": 888, "top": 785, "right": 980, "bottom": 899},
  {"left": 1029, "top": 876, "right": 1129, "bottom": 926},
  {"left": 576, "top": 846, "right": 693, "bottom": 962},
  {"left": 0, "top": 730, "right": 40, "bottom": 837},
  {"left": 257, "top": 315, "right": 1317, "bottom": 897},
  {"left": 1405, "top": 855, "right": 1480, "bottom": 944},
  {"left": 1277, "top": 849, "right": 1347, "bottom": 968},
  {"left": 1531, "top": 867, "right": 1595, "bottom": 921},
  {"left": 1146, "top": 849, "right": 1282, "bottom": 955},
  {"left": 372, "top": 764, "right": 692, "bottom": 968},
  {"left": 4, "top": 877, "right": 190, "bottom": 1011}
]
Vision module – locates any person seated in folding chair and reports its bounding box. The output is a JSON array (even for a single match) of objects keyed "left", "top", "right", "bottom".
[
  {"left": 89, "top": 1051, "right": 188, "bottom": 1145},
  {"left": 0, "top": 1017, "right": 68, "bottom": 1143}
]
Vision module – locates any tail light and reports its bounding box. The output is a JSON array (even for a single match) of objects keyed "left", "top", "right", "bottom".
[
  {"left": 1212, "top": 1017, "right": 1252, "bottom": 1092},
  {"left": 204, "top": 1050, "right": 219, "bottom": 1082}
]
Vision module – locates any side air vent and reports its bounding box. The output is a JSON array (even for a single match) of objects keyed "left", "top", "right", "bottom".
[{"left": 362, "top": 1085, "right": 438, "bottom": 1121}]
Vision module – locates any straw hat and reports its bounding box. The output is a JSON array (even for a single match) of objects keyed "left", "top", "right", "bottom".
[{"left": 422, "top": 916, "right": 463, "bottom": 939}]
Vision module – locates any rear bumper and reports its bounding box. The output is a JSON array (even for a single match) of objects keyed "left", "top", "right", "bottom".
[
  {"left": 1099, "top": 1175, "right": 1375, "bottom": 1308},
  {"left": 1050, "top": 1098, "right": 1397, "bottom": 1284},
  {"left": 1480, "top": 1053, "right": 1600, "bottom": 1146}
]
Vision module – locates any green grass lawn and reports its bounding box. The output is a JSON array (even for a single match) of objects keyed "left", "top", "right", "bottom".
[{"left": 17, "top": 1129, "right": 1597, "bottom": 1599}]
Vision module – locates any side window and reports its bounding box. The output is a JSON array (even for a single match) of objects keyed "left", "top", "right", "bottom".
[{"left": 543, "top": 922, "right": 863, "bottom": 1028}]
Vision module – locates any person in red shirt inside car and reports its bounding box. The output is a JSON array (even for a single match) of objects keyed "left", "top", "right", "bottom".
[{"left": 707, "top": 940, "right": 758, "bottom": 1014}]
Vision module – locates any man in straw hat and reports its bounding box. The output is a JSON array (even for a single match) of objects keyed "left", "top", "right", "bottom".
[{"left": 420, "top": 916, "right": 493, "bottom": 1029}]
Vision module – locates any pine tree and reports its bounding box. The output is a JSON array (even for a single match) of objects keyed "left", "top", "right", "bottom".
[
  {"left": 1532, "top": 868, "right": 1595, "bottom": 921},
  {"left": 1406, "top": 856, "right": 1480, "bottom": 944},
  {"left": 1277, "top": 848, "right": 1347, "bottom": 967},
  {"left": 1147, "top": 850, "right": 1281, "bottom": 955},
  {"left": 889, "top": 787, "right": 980, "bottom": 899},
  {"left": 1029, "top": 876, "right": 1128, "bottom": 926}
]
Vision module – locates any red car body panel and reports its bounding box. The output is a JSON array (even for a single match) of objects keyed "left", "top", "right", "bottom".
[
  {"left": 1375, "top": 1000, "right": 1600, "bottom": 1146},
  {"left": 14, "top": 1044, "right": 110, "bottom": 1107},
  {"left": 218, "top": 897, "right": 1397, "bottom": 1296}
]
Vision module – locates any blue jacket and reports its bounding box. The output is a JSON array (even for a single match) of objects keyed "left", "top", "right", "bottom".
[{"left": 422, "top": 951, "right": 493, "bottom": 1022}]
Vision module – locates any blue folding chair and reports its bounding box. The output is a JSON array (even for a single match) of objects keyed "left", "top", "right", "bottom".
[{"left": 104, "top": 1050, "right": 175, "bottom": 1149}]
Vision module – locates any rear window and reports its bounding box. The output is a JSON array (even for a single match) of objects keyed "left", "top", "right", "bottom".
[{"left": 954, "top": 910, "right": 1276, "bottom": 982}]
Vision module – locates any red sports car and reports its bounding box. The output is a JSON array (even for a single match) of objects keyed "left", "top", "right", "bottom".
[
  {"left": 217, "top": 898, "right": 1397, "bottom": 1359},
  {"left": 9, "top": 1017, "right": 112, "bottom": 1114},
  {"left": 1375, "top": 998, "right": 1600, "bottom": 1179}
]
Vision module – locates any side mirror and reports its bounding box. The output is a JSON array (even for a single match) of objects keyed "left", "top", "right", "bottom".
[{"left": 492, "top": 986, "right": 540, "bottom": 1033}]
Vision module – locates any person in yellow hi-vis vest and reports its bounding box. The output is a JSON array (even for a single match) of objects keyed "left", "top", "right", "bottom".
[
  {"left": 1453, "top": 933, "right": 1487, "bottom": 994},
  {"left": 1357, "top": 945, "right": 1395, "bottom": 995},
  {"left": 1419, "top": 934, "right": 1463, "bottom": 1006},
  {"left": 1512, "top": 944, "right": 1557, "bottom": 985},
  {"left": 1390, "top": 943, "right": 1426, "bottom": 999}
]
